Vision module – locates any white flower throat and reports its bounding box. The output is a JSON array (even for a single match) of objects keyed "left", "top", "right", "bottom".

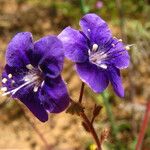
[
  {"left": 1, "top": 64, "right": 44, "bottom": 96},
  {"left": 89, "top": 44, "right": 108, "bottom": 69}
]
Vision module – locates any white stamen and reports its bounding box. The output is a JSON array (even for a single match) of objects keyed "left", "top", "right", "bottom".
[
  {"left": 100, "top": 51, "right": 105, "bottom": 55},
  {"left": 88, "top": 49, "right": 91, "bottom": 55},
  {"left": 118, "top": 39, "right": 122, "bottom": 42},
  {"left": 100, "top": 53, "right": 108, "bottom": 60},
  {"left": 88, "top": 29, "right": 91, "bottom": 32},
  {"left": 1, "top": 87, "right": 7, "bottom": 92},
  {"left": 92, "top": 44, "right": 98, "bottom": 52},
  {"left": 8, "top": 74, "right": 12, "bottom": 79},
  {"left": 125, "top": 46, "right": 130, "bottom": 50},
  {"left": 33, "top": 86, "right": 38, "bottom": 92},
  {"left": 125, "top": 44, "right": 135, "bottom": 50},
  {"left": 100, "top": 64, "right": 107, "bottom": 69},
  {"left": 26, "top": 64, "right": 34, "bottom": 70},
  {"left": 2, "top": 80, "right": 33, "bottom": 96},
  {"left": 41, "top": 81, "right": 44, "bottom": 87},
  {"left": 112, "top": 44, "right": 115, "bottom": 47},
  {"left": 38, "top": 66, "right": 42, "bottom": 72},
  {"left": 2, "top": 65, "right": 44, "bottom": 97},
  {"left": 2, "top": 78, "right": 7, "bottom": 84},
  {"left": 24, "top": 74, "right": 38, "bottom": 82}
]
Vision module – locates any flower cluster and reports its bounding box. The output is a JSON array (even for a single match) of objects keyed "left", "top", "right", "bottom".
[{"left": 1, "top": 13, "right": 129, "bottom": 122}]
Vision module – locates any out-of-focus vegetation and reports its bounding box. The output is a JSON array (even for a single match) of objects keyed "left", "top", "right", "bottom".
[{"left": 0, "top": 0, "right": 150, "bottom": 150}]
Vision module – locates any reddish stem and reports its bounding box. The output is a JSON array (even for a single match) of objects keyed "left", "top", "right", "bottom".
[
  {"left": 80, "top": 111, "right": 102, "bottom": 150},
  {"left": 78, "top": 82, "right": 102, "bottom": 150},
  {"left": 135, "top": 101, "right": 150, "bottom": 150},
  {"left": 78, "top": 82, "right": 85, "bottom": 103},
  {"left": 91, "top": 104, "right": 97, "bottom": 124}
]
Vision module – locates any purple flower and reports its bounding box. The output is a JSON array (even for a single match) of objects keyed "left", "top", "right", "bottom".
[
  {"left": 58, "top": 13, "right": 130, "bottom": 97},
  {"left": 1, "top": 32, "right": 70, "bottom": 122}
]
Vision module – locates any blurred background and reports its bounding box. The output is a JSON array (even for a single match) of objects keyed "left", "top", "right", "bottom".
[{"left": 0, "top": 0, "right": 150, "bottom": 150}]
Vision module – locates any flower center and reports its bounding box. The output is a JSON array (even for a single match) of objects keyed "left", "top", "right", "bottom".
[
  {"left": 24, "top": 64, "right": 44, "bottom": 92},
  {"left": 89, "top": 44, "right": 108, "bottom": 69},
  {"left": 1, "top": 64, "right": 44, "bottom": 96}
]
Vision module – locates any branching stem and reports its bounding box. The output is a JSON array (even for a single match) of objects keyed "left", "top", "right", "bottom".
[{"left": 78, "top": 82, "right": 102, "bottom": 150}]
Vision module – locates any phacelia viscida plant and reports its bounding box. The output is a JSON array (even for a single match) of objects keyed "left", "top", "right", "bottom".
[{"left": 1, "top": 13, "right": 131, "bottom": 150}]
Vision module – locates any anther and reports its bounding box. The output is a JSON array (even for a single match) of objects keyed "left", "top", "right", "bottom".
[
  {"left": 1, "top": 87, "right": 7, "bottom": 92},
  {"left": 26, "top": 64, "right": 34, "bottom": 70},
  {"left": 2, "top": 78, "right": 7, "bottom": 84},
  {"left": 118, "top": 39, "right": 122, "bottom": 42},
  {"left": 33, "top": 86, "right": 38, "bottom": 92},
  {"left": 125, "top": 46, "right": 130, "bottom": 50},
  {"left": 100, "top": 64, "right": 107, "bottom": 69},
  {"left": 8, "top": 74, "right": 12, "bottom": 79},
  {"left": 92, "top": 44, "right": 98, "bottom": 52},
  {"left": 88, "top": 29, "right": 91, "bottom": 32},
  {"left": 125, "top": 44, "right": 135, "bottom": 50},
  {"left": 112, "top": 44, "right": 115, "bottom": 47}
]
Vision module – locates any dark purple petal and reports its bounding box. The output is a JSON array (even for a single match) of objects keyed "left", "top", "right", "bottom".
[
  {"left": 76, "top": 62, "right": 109, "bottom": 93},
  {"left": 80, "top": 13, "right": 112, "bottom": 46},
  {"left": 34, "top": 36, "right": 64, "bottom": 78},
  {"left": 14, "top": 86, "right": 48, "bottom": 122},
  {"left": 58, "top": 27, "right": 89, "bottom": 63},
  {"left": 107, "top": 67, "right": 124, "bottom": 97},
  {"left": 6, "top": 32, "right": 34, "bottom": 68},
  {"left": 39, "top": 76, "right": 70, "bottom": 113}
]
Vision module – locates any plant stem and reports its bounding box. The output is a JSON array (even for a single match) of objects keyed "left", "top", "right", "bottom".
[
  {"left": 80, "top": 111, "right": 102, "bottom": 150},
  {"left": 91, "top": 104, "right": 97, "bottom": 124},
  {"left": 78, "top": 82, "right": 102, "bottom": 150},
  {"left": 135, "top": 101, "right": 150, "bottom": 150},
  {"left": 78, "top": 82, "right": 85, "bottom": 103}
]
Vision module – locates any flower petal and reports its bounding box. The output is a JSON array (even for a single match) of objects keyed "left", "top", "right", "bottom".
[
  {"left": 58, "top": 27, "right": 89, "bottom": 63},
  {"left": 108, "top": 67, "right": 124, "bottom": 97},
  {"left": 39, "top": 76, "right": 70, "bottom": 113},
  {"left": 6, "top": 32, "right": 34, "bottom": 68},
  {"left": 14, "top": 86, "right": 48, "bottom": 122},
  {"left": 1, "top": 64, "right": 27, "bottom": 91},
  {"left": 104, "top": 38, "right": 130, "bottom": 69},
  {"left": 2, "top": 65, "right": 48, "bottom": 122},
  {"left": 76, "top": 62, "right": 109, "bottom": 93},
  {"left": 79, "top": 13, "right": 112, "bottom": 46},
  {"left": 34, "top": 36, "right": 64, "bottom": 78}
]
